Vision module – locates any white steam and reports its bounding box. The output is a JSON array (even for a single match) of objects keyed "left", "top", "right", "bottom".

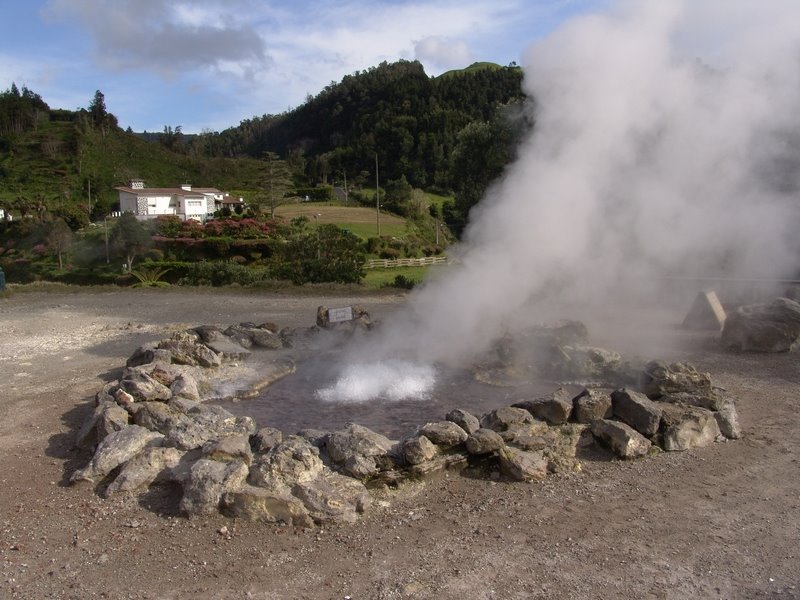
[
  {"left": 339, "top": 0, "right": 800, "bottom": 391},
  {"left": 315, "top": 361, "right": 437, "bottom": 403}
]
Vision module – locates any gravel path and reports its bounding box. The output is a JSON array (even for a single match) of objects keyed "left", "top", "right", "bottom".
[{"left": 0, "top": 286, "right": 798, "bottom": 599}]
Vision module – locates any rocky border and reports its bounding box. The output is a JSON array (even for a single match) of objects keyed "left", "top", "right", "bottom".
[{"left": 70, "top": 309, "right": 742, "bottom": 527}]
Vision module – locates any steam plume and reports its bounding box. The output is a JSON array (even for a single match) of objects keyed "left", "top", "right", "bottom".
[{"left": 357, "top": 0, "right": 800, "bottom": 369}]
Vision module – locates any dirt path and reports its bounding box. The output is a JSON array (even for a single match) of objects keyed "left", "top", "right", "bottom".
[{"left": 0, "top": 287, "right": 798, "bottom": 599}]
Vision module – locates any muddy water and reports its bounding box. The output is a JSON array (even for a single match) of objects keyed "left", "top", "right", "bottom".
[{"left": 216, "top": 356, "right": 557, "bottom": 439}]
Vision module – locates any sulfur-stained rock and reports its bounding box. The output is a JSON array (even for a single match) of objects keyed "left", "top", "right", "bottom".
[
  {"left": 202, "top": 434, "right": 253, "bottom": 465},
  {"left": 641, "top": 361, "right": 713, "bottom": 398},
  {"left": 292, "top": 471, "right": 371, "bottom": 524},
  {"left": 659, "top": 404, "right": 720, "bottom": 451},
  {"left": 221, "top": 484, "right": 313, "bottom": 526}
]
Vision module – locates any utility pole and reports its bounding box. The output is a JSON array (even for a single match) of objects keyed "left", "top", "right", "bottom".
[{"left": 375, "top": 154, "right": 381, "bottom": 236}]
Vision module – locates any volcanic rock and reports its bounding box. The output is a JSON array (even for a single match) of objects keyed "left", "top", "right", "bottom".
[
  {"left": 417, "top": 421, "right": 468, "bottom": 448},
  {"left": 249, "top": 436, "right": 324, "bottom": 489},
  {"left": 163, "top": 405, "right": 256, "bottom": 451},
  {"left": 497, "top": 447, "right": 548, "bottom": 481},
  {"left": 252, "top": 427, "right": 283, "bottom": 453},
  {"left": 611, "top": 388, "right": 663, "bottom": 436},
  {"left": 400, "top": 435, "right": 438, "bottom": 465},
  {"left": 658, "top": 404, "right": 721, "bottom": 452},
  {"left": 721, "top": 297, "right": 800, "bottom": 352},
  {"left": 513, "top": 387, "right": 573, "bottom": 425},
  {"left": 180, "top": 458, "right": 249, "bottom": 516},
  {"left": 325, "top": 423, "right": 394, "bottom": 464},
  {"left": 465, "top": 428, "right": 505, "bottom": 455},
  {"left": 641, "top": 361, "right": 713, "bottom": 398},
  {"left": 591, "top": 419, "right": 652, "bottom": 459},
  {"left": 96, "top": 402, "right": 131, "bottom": 443},
  {"left": 119, "top": 369, "right": 173, "bottom": 402},
  {"left": 104, "top": 446, "right": 184, "bottom": 496},
  {"left": 572, "top": 388, "right": 613, "bottom": 423},
  {"left": 221, "top": 485, "right": 313, "bottom": 526},
  {"left": 170, "top": 374, "right": 200, "bottom": 401},
  {"left": 479, "top": 406, "right": 533, "bottom": 432},
  {"left": 714, "top": 400, "right": 742, "bottom": 439},
  {"left": 296, "top": 429, "right": 329, "bottom": 448},
  {"left": 158, "top": 338, "right": 221, "bottom": 368},
  {"left": 202, "top": 434, "right": 253, "bottom": 465},
  {"left": 292, "top": 471, "right": 371, "bottom": 524},
  {"left": 445, "top": 408, "right": 481, "bottom": 434},
  {"left": 658, "top": 391, "right": 725, "bottom": 412},
  {"left": 70, "top": 425, "right": 164, "bottom": 484}
]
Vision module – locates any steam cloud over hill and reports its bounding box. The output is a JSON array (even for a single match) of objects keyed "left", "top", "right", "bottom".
[{"left": 345, "top": 0, "right": 800, "bottom": 384}]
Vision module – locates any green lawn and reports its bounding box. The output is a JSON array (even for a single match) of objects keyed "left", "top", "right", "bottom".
[
  {"left": 275, "top": 201, "right": 407, "bottom": 240},
  {"left": 361, "top": 264, "right": 451, "bottom": 289}
]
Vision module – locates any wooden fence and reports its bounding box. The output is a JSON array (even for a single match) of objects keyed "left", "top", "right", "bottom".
[{"left": 364, "top": 256, "right": 449, "bottom": 269}]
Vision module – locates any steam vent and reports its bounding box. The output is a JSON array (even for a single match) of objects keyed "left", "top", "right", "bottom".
[{"left": 70, "top": 304, "right": 763, "bottom": 527}]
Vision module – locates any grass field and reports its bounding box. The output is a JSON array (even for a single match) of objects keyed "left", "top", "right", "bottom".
[
  {"left": 361, "top": 264, "right": 451, "bottom": 289},
  {"left": 274, "top": 202, "right": 408, "bottom": 239}
]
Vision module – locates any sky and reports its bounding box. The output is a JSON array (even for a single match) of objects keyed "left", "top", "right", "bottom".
[{"left": 0, "top": 0, "right": 606, "bottom": 134}]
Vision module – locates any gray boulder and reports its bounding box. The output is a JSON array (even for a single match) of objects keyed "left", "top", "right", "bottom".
[
  {"left": 325, "top": 423, "right": 394, "bottom": 465},
  {"left": 252, "top": 427, "right": 283, "bottom": 453},
  {"left": 157, "top": 338, "right": 221, "bottom": 368},
  {"left": 611, "top": 388, "right": 663, "bottom": 436},
  {"left": 721, "top": 297, "right": 800, "bottom": 352},
  {"left": 104, "top": 446, "right": 184, "bottom": 496},
  {"left": 714, "top": 399, "right": 742, "bottom": 439},
  {"left": 292, "top": 471, "right": 371, "bottom": 524},
  {"left": 96, "top": 402, "right": 131, "bottom": 443},
  {"left": 71, "top": 425, "right": 163, "bottom": 484},
  {"left": 399, "top": 435, "right": 438, "bottom": 465},
  {"left": 163, "top": 405, "right": 256, "bottom": 451},
  {"left": 479, "top": 406, "right": 533, "bottom": 432},
  {"left": 445, "top": 409, "right": 480, "bottom": 434},
  {"left": 659, "top": 404, "right": 720, "bottom": 451},
  {"left": 465, "top": 428, "right": 505, "bottom": 455},
  {"left": 572, "top": 388, "right": 613, "bottom": 423},
  {"left": 202, "top": 434, "right": 254, "bottom": 465},
  {"left": 170, "top": 374, "right": 200, "bottom": 401},
  {"left": 513, "top": 387, "right": 573, "bottom": 425},
  {"left": 249, "top": 436, "right": 324, "bottom": 489},
  {"left": 180, "top": 458, "right": 249, "bottom": 516},
  {"left": 119, "top": 370, "right": 173, "bottom": 402},
  {"left": 417, "top": 421, "right": 468, "bottom": 448},
  {"left": 591, "top": 419, "right": 652, "bottom": 459},
  {"left": 497, "top": 448, "right": 547, "bottom": 481},
  {"left": 641, "top": 361, "right": 713, "bottom": 398}
]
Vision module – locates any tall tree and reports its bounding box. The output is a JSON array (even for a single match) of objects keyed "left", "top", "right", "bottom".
[
  {"left": 46, "top": 218, "right": 74, "bottom": 270},
  {"left": 110, "top": 212, "right": 151, "bottom": 271}
]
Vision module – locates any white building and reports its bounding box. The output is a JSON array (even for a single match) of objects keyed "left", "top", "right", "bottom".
[{"left": 115, "top": 180, "right": 227, "bottom": 222}]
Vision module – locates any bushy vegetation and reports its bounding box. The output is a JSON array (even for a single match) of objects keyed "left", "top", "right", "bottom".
[{"left": 0, "top": 58, "right": 533, "bottom": 288}]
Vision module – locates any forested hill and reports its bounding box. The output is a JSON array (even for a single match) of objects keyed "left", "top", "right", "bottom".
[{"left": 207, "top": 60, "right": 526, "bottom": 189}]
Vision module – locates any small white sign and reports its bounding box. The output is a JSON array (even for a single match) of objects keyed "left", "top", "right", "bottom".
[{"left": 328, "top": 306, "right": 354, "bottom": 323}]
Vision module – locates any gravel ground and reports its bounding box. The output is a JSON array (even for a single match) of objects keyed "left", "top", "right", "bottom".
[{"left": 0, "top": 285, "right": 798, "bottom": 599}]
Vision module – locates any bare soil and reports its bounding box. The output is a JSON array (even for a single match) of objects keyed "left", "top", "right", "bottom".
[{"left": 0, "top": 286, "right": 798, "bottom": 599}]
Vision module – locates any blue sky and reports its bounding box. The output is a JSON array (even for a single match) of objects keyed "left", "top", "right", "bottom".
[{"left": 0, "top": 0, "right": 605, "bottom": 133}]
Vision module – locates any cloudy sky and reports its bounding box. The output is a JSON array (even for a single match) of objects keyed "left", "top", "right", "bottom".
[{"left": 0, "top": 0, "right": 606, "bottom": 133}]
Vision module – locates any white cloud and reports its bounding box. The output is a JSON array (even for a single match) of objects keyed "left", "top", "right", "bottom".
[{"left": 413, "top": 36, "right": 472, "bottom": 71}]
